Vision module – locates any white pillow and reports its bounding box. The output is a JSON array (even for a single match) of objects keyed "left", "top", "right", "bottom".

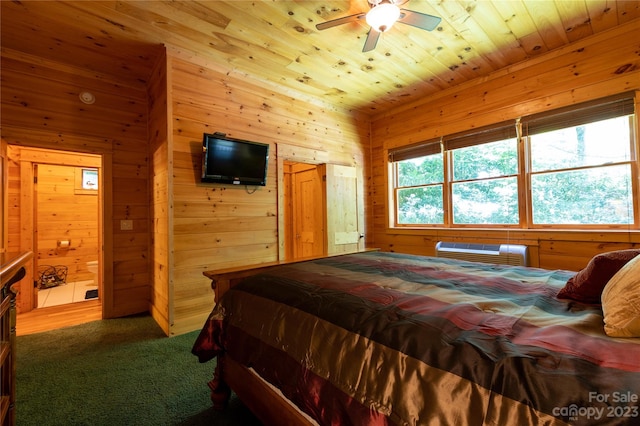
[{"left": 601, "top": 255, "right": 640, "bottom": 337}]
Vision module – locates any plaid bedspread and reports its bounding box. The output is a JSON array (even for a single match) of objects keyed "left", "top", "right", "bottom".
[{"left": 193, "top": 251, "right": 640, "bottom": 425}]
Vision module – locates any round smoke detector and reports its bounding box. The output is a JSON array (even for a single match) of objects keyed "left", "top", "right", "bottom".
[{"left": 79, "top": 91, "right": 96, "bottom": 104}]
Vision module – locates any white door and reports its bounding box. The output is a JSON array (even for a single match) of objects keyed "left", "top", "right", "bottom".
[{"left": 323, "top": 164, "right": 363, "bottom": 255}]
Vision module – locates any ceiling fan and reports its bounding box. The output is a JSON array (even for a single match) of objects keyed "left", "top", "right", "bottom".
[{"left": 316, "top": 0, "right": 442, "bottom": 52}]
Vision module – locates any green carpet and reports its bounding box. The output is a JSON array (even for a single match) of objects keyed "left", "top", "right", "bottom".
[{"left": 16, "top": 314, "right": 262, "bottom": 425}]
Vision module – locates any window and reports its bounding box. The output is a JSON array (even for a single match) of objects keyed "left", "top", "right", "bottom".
[
  {"left": 396, "top": 152, "right": 444, "bottom": 224},
  {"left": 451, "top": 138, "right": 519, "bottom": 225},
  {"left": 529, "top": 116, "right": 633, "bottom": 225},
  {"left": 390, "top": 94, "right": 637, "bottom": 229}
]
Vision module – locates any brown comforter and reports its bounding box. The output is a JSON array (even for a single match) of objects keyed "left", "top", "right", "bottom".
[{"left": 193, "top": 252, "right": 640, "bottom": 425}]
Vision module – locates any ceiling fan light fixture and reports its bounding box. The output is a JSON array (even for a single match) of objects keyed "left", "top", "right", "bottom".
[{"left": 366, "top": 1, "right": 401, "bottom": 32}]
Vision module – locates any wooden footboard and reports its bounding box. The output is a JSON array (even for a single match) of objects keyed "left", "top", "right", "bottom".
[
  {"left": 204, "top": 252, "right": 374, "bottom": 302},
  {"left": 212, "top": 355, "right": 314, "bottom": 425},
  {"left": 202, "top": 255, "right": 331, "bottom": 424},
  {"left": 204, "top": 260, "right": 285, "bottom": 305},
  {"left": 202, "top": 251, "right": 376, "bottom": 424}
]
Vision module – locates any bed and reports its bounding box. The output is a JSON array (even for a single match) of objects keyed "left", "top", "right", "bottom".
[{"left": 192, "top": 250, "right": 640, "bottom": 425}]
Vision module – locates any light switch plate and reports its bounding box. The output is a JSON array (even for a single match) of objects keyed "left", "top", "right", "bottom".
[{"left": 120, "top": 219, "right": 133, "bottom": 230}]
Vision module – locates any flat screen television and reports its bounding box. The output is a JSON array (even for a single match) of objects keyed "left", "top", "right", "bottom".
[{"left": 201, "top": 133, "right": 269, "bottom": 186}]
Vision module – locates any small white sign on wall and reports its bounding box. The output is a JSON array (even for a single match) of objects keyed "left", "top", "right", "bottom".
[{"left": 82, "top": 168, "right": 98, "bottom": 190}]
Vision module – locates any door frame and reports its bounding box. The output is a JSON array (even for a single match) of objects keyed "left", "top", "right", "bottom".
[
  {"left": 1, "top": 139, "right": 7, "bottom": 252},
  {"left": 277, "top": 144, "right": 329, "bottom": 260},
  {"left": 13, "top": 146, "right": 111, "bottom": 317},
  {"left": 276, "top": 144, "right": 363, "bottom": 261}
]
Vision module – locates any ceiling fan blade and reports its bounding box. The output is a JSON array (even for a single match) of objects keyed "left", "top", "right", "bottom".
[
  {"left": 398, "top": 9, "right": 441, "bottom": 31},
  {"left": 362, "top": 28, "right": 381, "bottom": 52},
  {"left": 316, "top": 13, "right": 366, "bottom": 30}
]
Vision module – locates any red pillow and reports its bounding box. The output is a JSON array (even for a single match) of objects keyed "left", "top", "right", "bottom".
[{"left": 557, "top": 249, "right": 640, "bottom": 304}]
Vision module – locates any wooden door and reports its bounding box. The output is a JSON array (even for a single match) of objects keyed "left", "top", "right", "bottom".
[
  {"left": 323, "top": 164, "right": 363, "bottom": 255},
  {"left": 291, "top": 164, "right": 325, "bottom": 259}
]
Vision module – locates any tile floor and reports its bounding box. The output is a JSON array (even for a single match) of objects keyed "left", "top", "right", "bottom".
[{"left": 37, "top": 280, "right": 99, "bottom": 308}]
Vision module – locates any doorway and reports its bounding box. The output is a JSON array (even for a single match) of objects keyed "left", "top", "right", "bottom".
[
  {"left": 35, "top": 162, "right": 101, "bottom": 308},
  {"left": 280, "top": 154, "right": 364, "bottom": 262},
  {"left": 8, "top": 146, "right": 103, "bottom": 315}
]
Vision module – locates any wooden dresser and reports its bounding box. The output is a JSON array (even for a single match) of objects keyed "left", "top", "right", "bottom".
[{"left": 1, "top": 251, "right": 32, "bottom": 426}]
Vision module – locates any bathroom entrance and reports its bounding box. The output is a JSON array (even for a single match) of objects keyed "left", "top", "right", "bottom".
[
  {"left": 9, "top": 146, "right": 103, "bottom": 312},
  {"left": 35, "top": 160, "right": 101, "bottom": 308}
]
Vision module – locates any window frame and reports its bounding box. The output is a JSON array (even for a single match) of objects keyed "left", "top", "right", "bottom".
[
  {"left": 389, "top": 94, "right": 638, "bottom": 230},
  {"left": 392, "top": 151, "right": 446, "bottom": 226},
  {"left": 447, "top": 137, "right": 520, "bottom": 227}
]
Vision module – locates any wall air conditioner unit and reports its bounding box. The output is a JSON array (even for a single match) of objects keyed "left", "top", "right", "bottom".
[{"left": 435, "top": 241, "right": 529, "bottom": 266}]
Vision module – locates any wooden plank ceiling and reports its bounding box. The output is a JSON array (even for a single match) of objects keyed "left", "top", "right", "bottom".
[{"left": 2, "top": 1, "right": 639, "bottom": 114}]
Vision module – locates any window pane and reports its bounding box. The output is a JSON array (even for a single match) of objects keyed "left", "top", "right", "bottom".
[
  {"left": 452, "top": 139, "right": 517, "bottom": 181},
  {"left": 531, "top": 116, "right": 631, "bottom": 172},
  {"left": 452, "top": 177, "right": 518, "bottom": 224},
  {"left": 531, "top": 165, "right": 633, "bottom": 224},
  {"left": 397, "top": 154, "right": 443, "bottom": 187},
  {"left": 397, "top": 186, "right": 444, "bottom": 224}
]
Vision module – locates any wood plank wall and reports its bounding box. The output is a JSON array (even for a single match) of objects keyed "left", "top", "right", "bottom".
[
  {"left": 1, "top": 43, "right": 370, "bottom": 334},
  {"left": 164, "top": 52, "right": 370, "bottom": 335},
  {"left": 368, "top": 19, "right": 640, "bottom": 272},
  {"left": 148, "top": 50, "right": 171, "bottom": 335},
  {"left": 1, "top": 48, "right": 155, "bottom": 317}
]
